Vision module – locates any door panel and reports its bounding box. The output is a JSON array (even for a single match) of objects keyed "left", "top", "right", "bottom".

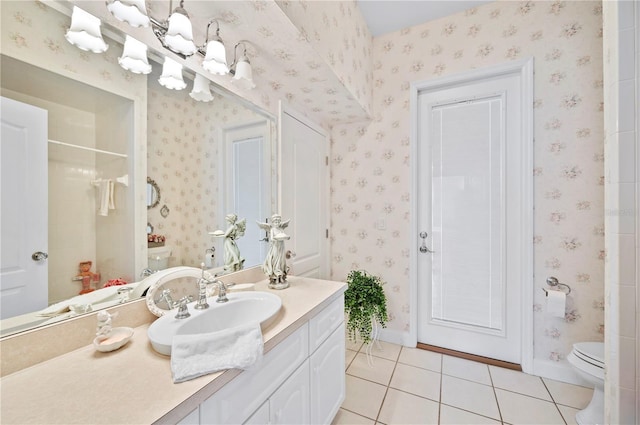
[
  {"left": 417, "top": 71, "right": 524, "bottom": 364},
  {"left": 279, "top": 108, "right": 328, "bottom": 278},
  {"left": 223, "top": 122, "right": 271, "bottom": 268},
  {"left": 1, "top": 96, "right": 48, "bottom": 319}
]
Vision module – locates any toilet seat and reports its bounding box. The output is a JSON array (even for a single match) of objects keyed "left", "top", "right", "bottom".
[{"left": 573, "top": 342, "right": 604, "bottom": 368}]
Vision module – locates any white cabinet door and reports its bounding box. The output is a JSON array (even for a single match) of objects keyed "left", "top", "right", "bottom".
[
  {"left": 243, "top": 401, "right": 269, "bottom": 425},
  {"left": 270, "top": 360, "right": 310, "bottom": 425},
  {"left": 310, "top": 323, "right": 345, "bottom": 425}
]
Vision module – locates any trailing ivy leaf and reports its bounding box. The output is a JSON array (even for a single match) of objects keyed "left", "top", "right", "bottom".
[{"left": 344, "top": 270, "right": 389, "bottom": 344}]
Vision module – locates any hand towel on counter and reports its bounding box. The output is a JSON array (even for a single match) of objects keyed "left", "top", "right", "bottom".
[{"left": 170, "top": 322, "right": 263, "bottom": 383}]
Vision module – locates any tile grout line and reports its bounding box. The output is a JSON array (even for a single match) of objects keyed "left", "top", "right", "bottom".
[
  {"left": 487, "top": 363, "right": 505, "bottom": 424},
  {"left": 541, "top": 377, "right": 569, "bottom": 425},
  {"left": 373, "top": 344, "right": 402, "bottom": 424},
  {"left": 437, "top": 350, "right": 443, "bottom": 424}
]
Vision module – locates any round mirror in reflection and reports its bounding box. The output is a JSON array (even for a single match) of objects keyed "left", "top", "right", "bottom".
[{"left": 147, "top": 176, "right": 160, "bottom": 209}]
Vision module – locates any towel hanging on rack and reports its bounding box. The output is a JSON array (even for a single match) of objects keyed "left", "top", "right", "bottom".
[{"left": 97, "top": 180, "right": 115, "bottom": 216}]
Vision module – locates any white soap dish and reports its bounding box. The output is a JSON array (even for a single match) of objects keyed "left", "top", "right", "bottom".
[{"left": 93, "top": 327, "right": 134, "bottom": 352}]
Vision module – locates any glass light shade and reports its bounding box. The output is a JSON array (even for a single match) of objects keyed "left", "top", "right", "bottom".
[
  {"left": 202, "top": 39, "right": 229, "bottom": 75},
  {"left": 118, "top": 36, "right": 151, "bottom": 74},
  {"left": 158, "top": 57, "right": 186, "bottom": 90},
  {"left": 164, "top": 12, "right": 197, "bottom": 56},
  {"left": 189, "top": 74, "right": 214, "bottom": 102},
  {"left": 106, "top": 0, "right": 149, "bottom": 28},
  {"left": 64, "top": 6, "right": 109, "bottom": 53},
  {"left": 232, "top": 56, "right": 255, "bottom": 90}
]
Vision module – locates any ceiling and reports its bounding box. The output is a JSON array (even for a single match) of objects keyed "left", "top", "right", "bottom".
[{"left": 357, "top": 0, "right": 494, "bottom": 37}]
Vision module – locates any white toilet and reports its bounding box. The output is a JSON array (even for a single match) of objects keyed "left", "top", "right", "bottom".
[
  {"left": 567, "top": 342, "right": 605, "bottom": 425},
  {"left": 147, "top": 245, "right": 172, "bottom": 271}
]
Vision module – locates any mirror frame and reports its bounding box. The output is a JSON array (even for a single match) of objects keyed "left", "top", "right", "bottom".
[{"left": 147, "top": 176, "right": 161, "bottom": 209}]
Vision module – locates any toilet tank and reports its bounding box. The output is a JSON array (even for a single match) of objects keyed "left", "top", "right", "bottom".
[{"left": 148, "top": 246, "right": 172, "bottom": 271}]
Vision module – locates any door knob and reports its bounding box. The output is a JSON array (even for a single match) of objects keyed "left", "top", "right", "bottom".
[
  {"left": 32, "top": 251, "right": 48, "bottom": 261},
  {"left": 285, "top": 250, "right": 296, "bottom": 259}
]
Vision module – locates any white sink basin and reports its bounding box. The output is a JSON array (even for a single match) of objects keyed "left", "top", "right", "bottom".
[{"left": 147, "top": 291, "right": 282, "bottom": 356}]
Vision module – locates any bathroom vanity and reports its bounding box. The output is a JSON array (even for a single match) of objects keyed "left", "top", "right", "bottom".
[{"left": 0, "top": 276, "right": 346, "bottom": 424}]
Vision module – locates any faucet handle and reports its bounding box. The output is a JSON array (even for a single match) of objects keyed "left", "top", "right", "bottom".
[{"left": 174, "top": 296, "right": 192, "bottom": 319}]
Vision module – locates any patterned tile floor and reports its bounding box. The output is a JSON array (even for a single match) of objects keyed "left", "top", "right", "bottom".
[{"left": 333, "top": 339, "right": 594, "bottom": 425}]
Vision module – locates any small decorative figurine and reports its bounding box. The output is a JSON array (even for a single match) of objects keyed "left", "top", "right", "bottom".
[
  {"left": 210, "top": 214, "right": 246, "bottom": 273},
  {"left": 96, "top": 310, "right": 113, "bottom": 337},
  {"left": 257, "top": 214, "right": 291, "bottom": 289},
  {"left": 93, "top": 310, "right": 134, "bottom": 353},
  {"left": 76, "top": 261, "right": 99, "bottom": 294}
]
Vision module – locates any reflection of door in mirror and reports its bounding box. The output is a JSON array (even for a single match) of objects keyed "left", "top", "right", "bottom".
[
  {"left": 280, "top": 107, "right": 329, "bottom": 279},
  {"left": 0, "top": 97, "right": 49, "bottom": 319},
  {"left": 221, "top": 121, "right": 272, "bottom": 268},
  {"left": 1, "top": 55, "right": 136, "bottom": 310}
]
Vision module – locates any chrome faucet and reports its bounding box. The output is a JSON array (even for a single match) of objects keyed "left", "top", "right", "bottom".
[
  {"left": 215, "top": 280, "right": 229, "bottom": 303},
  {"left": 194, "top": 264, "right": 211, "bottom": 310},
  {"left": 140, "top": 268, "right": 155, "bottom": 278},
  {"left": 174, "top": 296, "right": 191, "bottom": 319},
  {"left": 156, "top": 288, "right": 176, "bottom": 309}
]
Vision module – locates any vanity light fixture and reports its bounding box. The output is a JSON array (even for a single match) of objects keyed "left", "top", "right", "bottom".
[
  {"left": 118, "top": 35, "right": 152, "bottom": 74},
  {"left": 200, "top": 19, "right": 230, "bottom": 76},
  {"left": 65, "top": 6, "right": 109, "bottom": 53},
  {"left": 158, "top": 56, "right": 187, "bottom": 90},
  {"left": 149, "top": 0, "right": 197, "bottom": 57},
  {"left": 106, "top": 0, "right": 150, "bottom": 28},
  {"left": 230, "top": 42, "right": 255, "bottom": 90},
  {"left": 189, "top": 74, "right": 214, "bottom": 102}
]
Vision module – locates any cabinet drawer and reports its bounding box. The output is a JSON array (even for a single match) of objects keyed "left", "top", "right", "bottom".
[
  {"left": 309, "top": 296, "right": 344, "bottom": 353},
  {"left": 200, "top": 324, "right": 309, "bottom": 425}
]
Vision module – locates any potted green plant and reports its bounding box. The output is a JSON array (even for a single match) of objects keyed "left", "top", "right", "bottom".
[{"left": 344, "top": 270, "right": 389, "bottom": 344}]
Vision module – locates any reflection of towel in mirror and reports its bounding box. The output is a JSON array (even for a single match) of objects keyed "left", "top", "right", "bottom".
[
  {"left": 98, "top": 179, "right": 115, "bottom": 216},
  {"left": 171, "top": 323, "right": 263, "bottom": 383}
]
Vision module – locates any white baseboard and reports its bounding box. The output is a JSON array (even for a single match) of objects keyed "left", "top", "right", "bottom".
[
  {"left": 377, "top": 328, "right": 412, "bottom": 346},
  {"left": 532, "top": 358, "right": 588, "bottom": 386}
]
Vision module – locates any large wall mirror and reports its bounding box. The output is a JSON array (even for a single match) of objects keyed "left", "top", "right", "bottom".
[{"left": 0, "top": 1, "right": 276, "bottom": 337}]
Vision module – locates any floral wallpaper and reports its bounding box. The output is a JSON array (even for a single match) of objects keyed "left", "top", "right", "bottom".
[
  {"left": 74, "top": 0, "right": 372, "bottom": 125},
  {"left": 275, "top": 0, "right": 373, "bottom": 116},
  {"left": 146, "top": 69, "right": 267, "bottom": 269},
  {"left": 330, "top": 1, "right": 605, "bottom": 364}
]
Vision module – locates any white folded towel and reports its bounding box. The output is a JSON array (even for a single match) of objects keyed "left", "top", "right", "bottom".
[
  {"left": 98, "top": 180, "right": 109, "bottom": 216},
  {"left": 97, "top": 179, "right": 115, "bottom": 216},
  {"left": 170, "top": 323, "right": 263, "bottom": 383},
  {"left": 108, "top": 179, "right": 115, "bottom": 211}
]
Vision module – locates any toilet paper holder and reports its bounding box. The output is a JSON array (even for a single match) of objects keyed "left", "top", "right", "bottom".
[{"left": 542, "top": 276, "right": 572, "bottom": 296}]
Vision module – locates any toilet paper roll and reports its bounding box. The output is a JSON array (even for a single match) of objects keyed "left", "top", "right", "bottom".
[{"left": 546, "top": 289, "right": 566, "bottom": 318}]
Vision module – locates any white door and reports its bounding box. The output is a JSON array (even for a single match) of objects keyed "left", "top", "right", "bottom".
[
  {"left": 416, "top": 63, "right": 532, "bottom": 364},
  {"left": 1, "top": 96, "right": 49, "bottom": 319},
  {"left": 222, "top": 121, "right": 271, "bottom": 268},
  {"left": 279, "top": 107, "right": 328, "bottom": 279}
]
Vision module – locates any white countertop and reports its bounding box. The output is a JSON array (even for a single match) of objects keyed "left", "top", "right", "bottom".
[{"left": 0, "top": 276, "right": 346, "bottom": 424}]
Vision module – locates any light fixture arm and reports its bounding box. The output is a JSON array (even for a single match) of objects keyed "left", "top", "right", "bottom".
[
  {"left": 229, "top": 40, "right": 250, "bottom": 74},
  {"left": 205, "top": 19, "right": 221, "bottom": 43}
]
